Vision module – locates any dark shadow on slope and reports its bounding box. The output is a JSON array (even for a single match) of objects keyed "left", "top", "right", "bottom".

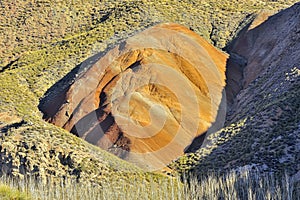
[
  {"left": 70, "top": 106, "right": 131, "bottom": 158},
  {"left": 0, "top": 120, "right": 26, "bottom": 133},
  {"left": 185, "top": 88, "right": 227, "bottom": 153},
  {"left": 224, "top": 53, "right": 247, "bottom": 108},
  {"left": 187, "top": 83, "right": 300, "bottom": 176},
  {"left": 184, "top": 19, "right": 255, "bottom": 152},
  {"left": 70, "top": 107, "right": 106, "bottom": 137},
  {"left": 38, "top": 52, "right": 104, "bottom": 120},
  {"left": 0, "top": 57, "right": 20, "bottom": 73}
]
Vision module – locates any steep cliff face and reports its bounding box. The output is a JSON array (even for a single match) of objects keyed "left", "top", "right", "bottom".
[
  {"left": 173, "top": 3, "right": 300, "bottom": 177},
  {"left": 39, "top": 23, "right": 227, "bottom": 170}
]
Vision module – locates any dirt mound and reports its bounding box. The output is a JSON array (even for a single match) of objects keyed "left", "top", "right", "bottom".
[{"left": 39, "top": 23, "right": 227, "bottom": 170}]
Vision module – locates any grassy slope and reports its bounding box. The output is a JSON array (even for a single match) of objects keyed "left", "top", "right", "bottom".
[
  {"left": 0, "top": 0, "right": 298, "bottom": 184},
  {"left": 171, "top": 3, "right": 300, "bottom": 179}
]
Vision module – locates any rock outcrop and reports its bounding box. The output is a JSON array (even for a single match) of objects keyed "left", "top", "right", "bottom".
[{"left": 39, "top": 23, "right": 227, "bottom": 170}]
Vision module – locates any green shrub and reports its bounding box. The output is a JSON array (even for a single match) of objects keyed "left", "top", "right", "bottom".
[{"left": 0, "top": 184, "right": 31, "bottom": 200}]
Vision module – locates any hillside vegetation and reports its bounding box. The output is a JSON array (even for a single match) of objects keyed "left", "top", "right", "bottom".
[
  {"left": 171, "top": 1, "right": 300, "bottom": 183},
  {"left": 0, "top": 0, "right": 299, "bottom": 198}
]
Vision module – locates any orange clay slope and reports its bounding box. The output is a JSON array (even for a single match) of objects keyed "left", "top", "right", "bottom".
[{"left": 40, "top": 23, "right": 228, "bottom": 170}]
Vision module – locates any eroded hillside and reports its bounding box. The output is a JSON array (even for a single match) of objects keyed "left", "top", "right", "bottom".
[
  {"left": 39, "top": 23, "right": 227, "bottom": 170},
  {"left": 172, "top": 2, "right": 300, "bottom": 180},
  {"left": 0, "top": 0, "right": 299, "bottom": 185}
]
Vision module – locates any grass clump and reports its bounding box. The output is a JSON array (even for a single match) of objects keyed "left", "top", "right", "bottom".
[{"left": 0, "top": 184, "right": 31, "bottom": 200}]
